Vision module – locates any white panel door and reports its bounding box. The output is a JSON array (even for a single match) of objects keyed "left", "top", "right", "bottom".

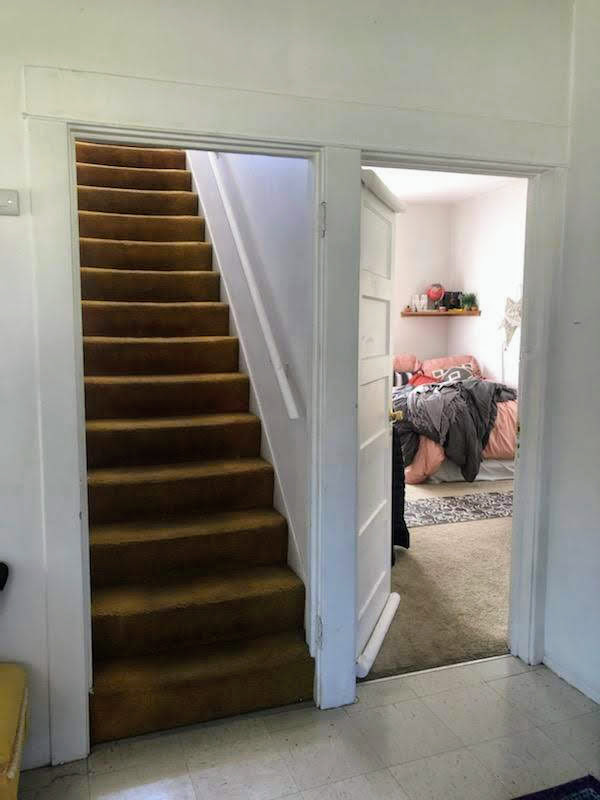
[{"left": 357, "top": 184, "right": 395, "bottom": 657}]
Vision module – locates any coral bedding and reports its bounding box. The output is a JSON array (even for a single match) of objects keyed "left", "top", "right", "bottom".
[{"left": 394, "top": 353, "right": 518, "bottom": 485}]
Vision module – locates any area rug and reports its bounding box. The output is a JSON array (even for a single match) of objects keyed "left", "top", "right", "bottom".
[
  {"left": 512, "top": 775, "right": 600, "bottom": 799},
  {"left": 405, "top": 490, "right": 512, "bottom": 528}
]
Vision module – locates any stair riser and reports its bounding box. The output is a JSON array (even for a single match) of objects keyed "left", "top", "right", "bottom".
[
  {"left": 78, "top": 187, "right": 198, "bottom": 216},
  {"left": 85, "top": 377, "right": 249, "bottom": 418},
  {"left": 90, "top": 657, "right": 313, "bottom": 743},
  {"left": 81, "top": 269, "right": 220, "bottom": 302},
  {"left": 77, "top": 164, "right": 192, "bottom": 191},
  {"left": 88, "top": 467, "right": 274, "bottom": 523},
  {"left": 92, "top": 585, "right": 304, "bottom": 657},
  {"left": 86, "top": 420, "right": 261, "bottom": 468},
  {"left": 79, "top": 212, "right": 205, "bottom": 242},
  {"left": 91, "top": 524, "right": 287, "bottom": 586},
  {"left": 82, "top": 304, "right": 229, "bottom": 337},
  {"left": 84, "top": 338, "right": 238, "bottom": 376},
  {"left": 76, "top": 143, "right": 186, "bottom": 170},
  {"left": 80, "top": 238, "right": 212, "bottom": 269}
]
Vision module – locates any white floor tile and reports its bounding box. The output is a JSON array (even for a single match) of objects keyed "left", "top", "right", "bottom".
[
  {"left": 20, "top": 774, "right": 90, "bottom": 800},
  {"left": 470, "top": 656, "right": 534, "bottom": 682},
  {"left": 423, "top": 684, "right": 534, "bottom": 745},
  {"left": 346, "top": 678, "right": 417, "bottom": 714},
  {"left": 390, "top": 748, "right": 510, "bottom": 800},
  {"left": 187, "top": 747, "right": 298, "bottom": 800},
  {"left": 469, "top": 727, "right": 585, "bottom": 795},
  {"left": 88, "top": 731, "right": 185, "bottom": 776},
  {"left": 89, "top": 762, "right": 195, "bottom": 800},
  {"left": 300, "top": 769, "right": 410, "bottom": 800},
  {"left": 401, "top": 663, "right": 484, "bottom": 697},
  {"left": 488, "top": 667, "right": 598, "bottom": 725},
  {"left": 350, "top": 698, "right": 462, "bottom": 767},
  {"left": 263, "top": 707, "right": 348, "bottom": 733},
  {"left": 272, "top": 715, "right": 383, "bottom": 790},
  {"left": 542, "top": 711, "right": 600, "bottom": 778},
  {"left": 177, "top": 716, "right": 272, "bottom": 759}
]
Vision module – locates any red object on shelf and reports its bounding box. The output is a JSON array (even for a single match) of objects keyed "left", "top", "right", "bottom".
[{"left": 426, "top": 283, "right": 445, "bottom": 303}]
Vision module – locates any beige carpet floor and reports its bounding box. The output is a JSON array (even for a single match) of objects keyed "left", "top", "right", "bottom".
[{"left": 371, "top": 481, "right": 512, "bottom": 679}]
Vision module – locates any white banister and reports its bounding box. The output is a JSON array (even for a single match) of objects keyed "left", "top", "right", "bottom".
[{"left": 207, "top": 152, "right": 300, "bottom": 420}]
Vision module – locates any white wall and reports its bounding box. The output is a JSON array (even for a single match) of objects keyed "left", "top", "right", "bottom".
[
  {"left": 542, "top": 0, "right": 600, "bottom": 703},
  {"left": 393, "top": 182, "right": 528, "bottom": 378},
  {"left": 187, "top": 151, "right": 313, "bottom": 581},
  {"left": 0, "top": 0, "right": 575, "bottom": 767},
  {"left": 448, "top": 180, "right": 528, "bottom": 384},
  {"left": 393, "top": 204, "right": 453, "bottom": 360}
]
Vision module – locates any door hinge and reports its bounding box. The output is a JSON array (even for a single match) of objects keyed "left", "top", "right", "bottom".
[
  {"left": 315, "top": 614, "right": 324, "bottom": 649},
  {"left": 320, "top": 201, "right": 327, "bottom": 238}
]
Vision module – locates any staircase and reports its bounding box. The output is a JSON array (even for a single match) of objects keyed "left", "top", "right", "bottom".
[{"left": 76, "top": 141, "right": 313, "bottom": 744}]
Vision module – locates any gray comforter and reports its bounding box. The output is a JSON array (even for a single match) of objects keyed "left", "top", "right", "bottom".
[{"left": 392, "top": 377, "right": 517, "bottom": 481}]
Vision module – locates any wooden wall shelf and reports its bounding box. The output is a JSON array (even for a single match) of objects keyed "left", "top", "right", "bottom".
[{"left": 401, "top": 309, "right": 481, "bottom": 317}]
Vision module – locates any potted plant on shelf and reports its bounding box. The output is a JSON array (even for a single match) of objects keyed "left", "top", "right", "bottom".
[{"left": 461, "top": 292, "right": 478, "bottom": 312}]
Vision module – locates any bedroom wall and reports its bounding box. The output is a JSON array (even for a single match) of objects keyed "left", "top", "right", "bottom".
[
  {"left": 393, "top": 204, "right": 453, "bottom": 360},
  {"left": 448, "top": 180, "right": 528, "bottom": 384},
  {"left": 0, "top": 0, "right": 575, "bottom": 767}
]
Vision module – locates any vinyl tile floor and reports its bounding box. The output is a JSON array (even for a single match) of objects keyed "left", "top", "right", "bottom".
[{"left": 20, "top": 656, "right": 599, "bottom": 800}]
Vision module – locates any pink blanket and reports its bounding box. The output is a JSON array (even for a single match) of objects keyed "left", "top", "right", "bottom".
[{"left": 405, "top": 399, "right": 518, "bottom": 484}]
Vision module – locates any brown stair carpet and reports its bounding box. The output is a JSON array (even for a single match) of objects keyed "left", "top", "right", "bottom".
[{"left": 76, "top": 140, "right": 313, "bottom": 744}]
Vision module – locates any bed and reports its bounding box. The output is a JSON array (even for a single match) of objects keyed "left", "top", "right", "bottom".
[{"left": 392, "top": 353, "right": 518, "bottom": 485}]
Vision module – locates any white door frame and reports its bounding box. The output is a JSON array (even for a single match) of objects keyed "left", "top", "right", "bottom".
[
  {"left": 24, "top": 65, "right": 566, "bottom": 763},
  {"left": 362, "top": 152, "right": 567, "bottom": 670}
]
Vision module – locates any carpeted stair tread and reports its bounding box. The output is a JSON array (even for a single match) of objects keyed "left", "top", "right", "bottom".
[
  {"left": 84, "top": 335, "right": 238, "bottom": 375},
  {"left": 77, "top": 163, "right": 192, "bottom": 191},
  {"left": 91, "top": 565, "right": 304, "bottom": 656},
  {"left": 76, "top": 142, "right": 186, "bottom": 170},
  {"left": 89, "top": 631, "right": 314, "bottom": 742},
  {"left": 82, "top": 300, "right": 229, "bottom": 337},
  {"left": 93, "top": 564, "right": 302, "bottom": 619},
  {"left": 84, "top": 372, "right": 250, "bottom": 418},
  {"left": 90, "top": 509, "right": 287, "bottom": 585},
  {"left": 92, "top": 631, "right": 311, "bottom": 692},
  {"left": 91, "top": 508, "right": 285, "bottom": 549},
  {"left": 88, "top": 457, "right": 273, "bottom": 486},
  {"left": 80, "top": 238, "right": 213, "bottom": 269},
  {"left": 78, "top": 186, "right": 198, "bottom": 216},
  {"left": 81, "top": 268, "right": 220, "bottom": 302},
  {"left": 86, "top": 412, "right": 261, "bottom": 466},
  {"left": 87, "top": 458, "right": 275, "bottom": 522},
  {"left": 78, "top": 211, "right": 205, "bottom": 242}
]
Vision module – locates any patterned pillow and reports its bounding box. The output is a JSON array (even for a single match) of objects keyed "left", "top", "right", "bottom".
[
  {"left": 394, "top": 370, "right": 413, "bottom": 387},
  {"left": 432, "top": 365, "right": 474, "bottom": 382}
]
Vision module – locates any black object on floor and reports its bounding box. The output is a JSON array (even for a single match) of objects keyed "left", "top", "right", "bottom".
[
  {"left": 391, "top": 424, "right": 410, "bottom": 554},
  {"left": 512, "top": 775, "right": 600, "bottom": 799},
  {"left": 0, "top": 562, "right": 9, "bottom": 591}
]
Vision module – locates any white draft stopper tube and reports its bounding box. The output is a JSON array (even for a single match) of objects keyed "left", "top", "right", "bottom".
[{"left": 356, "top": 593, "right": 401, "bottom": 678}]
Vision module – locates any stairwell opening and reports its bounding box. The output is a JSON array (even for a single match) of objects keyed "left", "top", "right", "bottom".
[{"left": 75, "top": 140, "right": 315, "bottom": 742}]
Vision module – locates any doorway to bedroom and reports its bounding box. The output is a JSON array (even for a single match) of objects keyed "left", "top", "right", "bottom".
[{"left": 357, "top": 166, "right": 528, "bottom": 680}]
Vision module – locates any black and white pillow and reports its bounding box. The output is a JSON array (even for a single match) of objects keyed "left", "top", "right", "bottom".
[
  {"left": 394, "top": 370, "right": 413, "bottom": 386},
  {"left": 432, "top": 365, "right": 474, "bottom": 383}
]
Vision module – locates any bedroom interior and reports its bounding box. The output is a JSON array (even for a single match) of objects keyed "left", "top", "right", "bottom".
[{"left": 361, "top": 166, "right": 529, "bottom": 680}]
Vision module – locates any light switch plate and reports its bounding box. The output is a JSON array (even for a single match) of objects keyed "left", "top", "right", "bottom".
[{"left": 0, "top": 190, "right": 19, "bottom": 216}]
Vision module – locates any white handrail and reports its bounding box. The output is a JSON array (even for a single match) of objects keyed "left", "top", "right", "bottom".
[{"left": 207, "top": 152, "right": 300, "bottom": 420}]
